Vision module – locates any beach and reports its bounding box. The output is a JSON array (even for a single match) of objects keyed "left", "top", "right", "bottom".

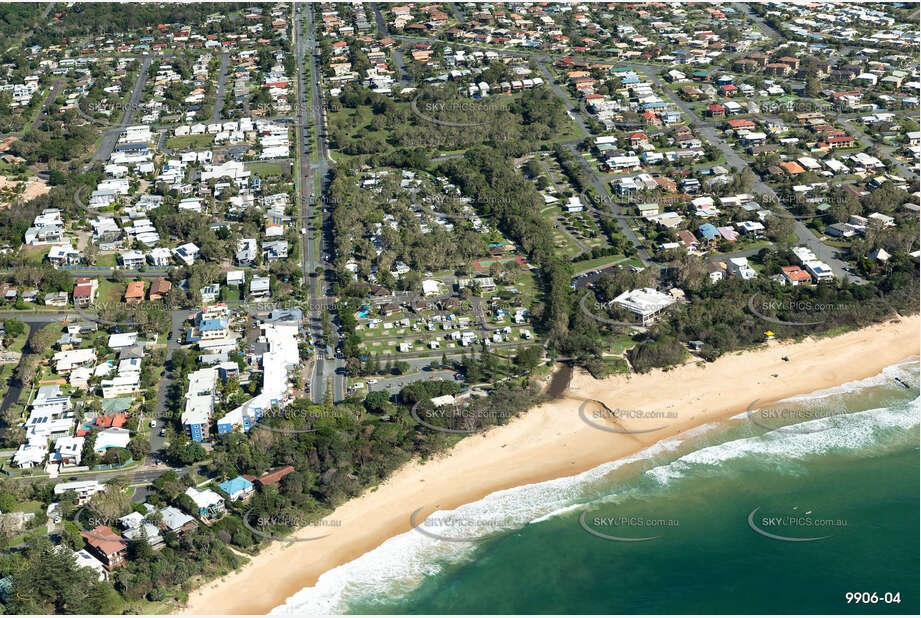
[{"left": 180, "top": 315, "right": 919, "bottom": 615}]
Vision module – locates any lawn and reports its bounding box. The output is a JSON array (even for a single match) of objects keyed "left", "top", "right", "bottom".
[
  {"left": 571, "top": 254, "right": 630, "bottom": 273},
  {"left": 96, "top": 279, "right": 126, "bottom": 304},
  {"left": 19, "top": 245, "right": 50, "bottom": 263},
  {"left": 246, "top": 161, "right": 287, "bottom": 176},
  {"left": 166, "top": 134, "right": 215, "bottom": 150},
  {"left": 95, "top": 253, "right": 117, "bottom": 268}
]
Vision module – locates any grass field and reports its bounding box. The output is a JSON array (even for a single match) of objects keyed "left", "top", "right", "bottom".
[
  {"left": 246, "top": 161, "right": 287, "bottom": 176},
  {"left": 166, "top": 134, "right": 215, "bottom": 150}
]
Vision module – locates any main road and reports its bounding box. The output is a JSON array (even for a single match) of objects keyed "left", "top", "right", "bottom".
[{"left": 294, "top": 4, "right": 345, "bottom": 403}]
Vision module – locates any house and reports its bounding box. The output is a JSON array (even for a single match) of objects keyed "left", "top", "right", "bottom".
[
  {"left": 249, "top": 276, "right": 270, "bottom": 299},
  {"left": 226, "top": 270, "right": 245, "bottom": 287},
  {"left": 147, "top": 247, "right": 172, "bottom": 267},
  {"left": 826, "top": 222, "right": 857, "bottom": 238},
  {"left": 184, "top": 487, "right": 225, "bottom": 521},
  {"left": 124, "top": 281, "right": 145, "bottom": 305},
  {"left": 218, "top": 476, "right": 254, "bottom": 502},
  {"left": 236, "top": 238, "right": 258, "bottom": 265},
  {"left": 44, "top": 292, "right": 68, "bottom": 307},
  {"left": 781, "top": 266, "right": 812, "bottom": 286},
  {"left": 779, "top": 161, "right": 805, "bottom": 176},
  {"left": 120, "top": 251, "right": 145, "bottom": 269},
  {"left": 678, "top": 229, "right": 698, "bottom": 249},
  {"left": 50, "top": 342, "right": 95, "bottom": 370},
  {"left": 100, "top": 374, "right": 140, "bottom": 399},
  {"left": 93, "top": 427, "right": 131, "bottom": 452},
  {"left": 707, "top": 103, "right": 725, "bottom": 118},
  {"left": 148, "top": 278, "right": 171, "bottom": 301},
  {"left": 47, "top": 244, "right": 81, "bottom": 267},
  {"left": 870, "top": 248, "right": 890, "bottom": 263},
  {"left": 609, "top": 288, "right": 677, "bottom": 325},
  {"left": 158, "top": 506, "right": 198, "bottom": 535},
  {"left": 69, "top": 548, "right": 108, "bottom": 581},
  {"left": 54, "top": 480, "right": 104, "bottom": 504},
  {"left": 628, "top": 132, "right": 649, "bottom": 148},
  {"left": 173, "top": 242, "right": 200, "bottom": 265},
  {"left": 81, "top": 526, "right": 127, "bottom": 571},
  {"left": 249, "top": 465, "right": 295, "bottom": 488},
  {"left": 726, "top": 257, "right": 756, "bottom": 280},
  {"left": 108, "top": 332, "right": 138, "bottom": 349},
  {"left": 51, "top": 436, "right": 84, "bottom": 466},
  {"left": 72, "top": 278, "right": 98, "bottom": 307},
  {"left": 707, "top": 262, "right": 724, "bottom": 283}
]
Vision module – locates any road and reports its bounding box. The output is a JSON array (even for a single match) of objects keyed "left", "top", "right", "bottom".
[
  {"left": 0, "top": 318, "right": 56, "bottom": 415},
  {"left": 732, "top": 3, "right": 782, "bottom": 42},
  {"left": 370, "top": 3, "right": 410, "bottom": 86},
  {"left": 148, "top": 309, "right": 188, "bottom": 459},
  {"left": 88, "top": 54, "right": 152, "bottom": 167},
  {"left": 31, "top": 79, "right": 64, "bottom": 132},
  {"left": 211, "top": 52, "right": 230, "bottom": 124},
  {"left": 295, "top": 5, "right": 345, "bottom": 403}
]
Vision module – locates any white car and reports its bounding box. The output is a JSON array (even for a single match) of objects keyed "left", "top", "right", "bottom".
[
  {"left": 150, "top": 420, "right": 156, "bottom": 428},
  {"left": 367, "top": 378, "right": 379, "bottom": 384}
]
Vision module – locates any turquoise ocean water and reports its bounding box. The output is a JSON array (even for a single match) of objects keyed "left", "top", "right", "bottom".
[{"left": 271, "top": 360, "right": 920, "bottom": 615}]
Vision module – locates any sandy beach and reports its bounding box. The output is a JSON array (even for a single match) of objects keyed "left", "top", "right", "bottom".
[{"left": 181, "top": 315, "right": 919, "bottom": 615}]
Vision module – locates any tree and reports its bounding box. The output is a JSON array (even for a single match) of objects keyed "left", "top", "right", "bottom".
[
  {"left": 364, "top": 390, "right": 390, "bottom": 414},
  {"left": 127, "top": 435, "right": 150, "bottom": 460},
  {"left": 28, "top": 323, "right": 60, "bottom": 355},
  {"left": 3, "top": 318, "right": 25, "bottom": 338}
]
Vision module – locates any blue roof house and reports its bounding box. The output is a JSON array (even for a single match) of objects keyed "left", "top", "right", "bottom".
[
  {"left": 698, "top": 223, "right": 720, "bottom": 244},
  {"left": 218, "top": 476, "right": 255, "bottom": 502}
]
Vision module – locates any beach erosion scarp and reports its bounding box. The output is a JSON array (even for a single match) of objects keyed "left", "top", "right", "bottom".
[{"left": 179, "top": 315, "right": 920, "bottom": 615}]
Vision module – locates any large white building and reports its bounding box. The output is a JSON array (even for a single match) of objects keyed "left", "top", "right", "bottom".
[
  {"left": 609, "top": 288, "right": 677, "bottom": 325},
  {"left": 217, "top": 322, "right": 299, "bottom": 435}
]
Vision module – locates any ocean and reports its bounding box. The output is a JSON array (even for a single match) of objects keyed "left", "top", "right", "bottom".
[{"left": 271, "top": 360, "right": 920, "bottom": 615}]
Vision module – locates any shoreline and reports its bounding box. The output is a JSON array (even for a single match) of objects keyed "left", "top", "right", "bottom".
[{"left": 180, "top": 315, "right": 920, "bottom": 615}]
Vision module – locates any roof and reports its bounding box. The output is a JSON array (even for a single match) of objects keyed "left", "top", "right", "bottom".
[
  {"left": 124, "top": 281, "right": 145, "bottom": 298},
  {"left": 150, "top": 278, "right": 171, "bottom": 295},
  {"left": 781, "top": 266, "right": 812, "bottom": 282},
  {"left": 159, "top": 506, "right": 195, "bottom": 531},
  {"left": 82, "top": 525, "right": 126, "bottom": 555},
  {"left": 95, "top": 413, "right": 127, "bottom": 428},
  {"left": 256, "top": 465, "right": 294, "bottom": 486},
  {"left": 185, "top": 486, "right": 224, "bottom": 509},
  {"left": 218, "top": 476, "right": 254, "bottom": 495}
]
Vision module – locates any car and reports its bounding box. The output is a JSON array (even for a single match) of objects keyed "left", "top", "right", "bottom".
[
  {"left": 150, "top": 420, "right": 156, "bottom": 428},
  {"left": 454, "top": 374, "right": 465, "bottom": 381},
  {"left": 68, "top": 476, "right": 78, "bottom": 481},
  {"left": 159, "top": 429, "right": 166, "bottom": 437},
  {"left": 367, "top": 378, "right": 379, "bottom": 384}
]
